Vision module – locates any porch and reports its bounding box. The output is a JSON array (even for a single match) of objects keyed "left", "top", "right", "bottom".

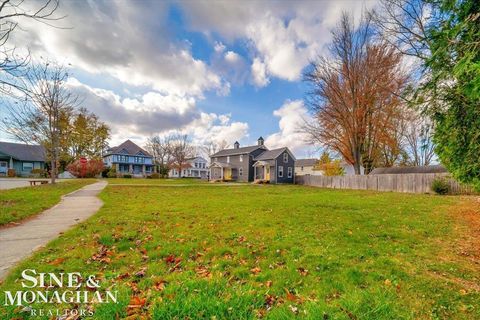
[
  {"left": 209, "top": 162, "right": 236, "bottom": 181},
  {"left": 253, "top": 160, "right": 274, "bottom": 183},
  {"left": 115, "top": 163, "right": 153, "bottom": 176}
]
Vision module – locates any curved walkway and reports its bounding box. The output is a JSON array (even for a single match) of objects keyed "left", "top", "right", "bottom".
[{"left": 0, "top": 181, "right": 107, "bottom": 280}]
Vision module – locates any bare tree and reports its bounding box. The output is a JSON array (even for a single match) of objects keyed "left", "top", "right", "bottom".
[
  {"left": 403, "top": 109, "right": 435, "bottom": 166},
  {"left": 0, "top": 0, "right": 64, "bottom": 95},
  {"left": 2, "top": 60, "right": 78, "bottom": 183},
  {"left": 303, "top": 12, "right": 408, "bottom": 174},
  {"left": 201, "top": 139, "right": 229, "bottom": 158},
  {"left": 169, "top": 134, "right": 194, "bottom": 178}
]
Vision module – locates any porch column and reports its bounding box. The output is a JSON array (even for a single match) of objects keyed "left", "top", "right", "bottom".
[
  {"left": 254, "top": 166, "right": 256, "bottom": 180},
  {"left": 129, "top": 164, "right": 133, "bottom": 173},
  {"left": 220, "top": 167, "right": 224, "bottom": 180},
  {"left": 115, "top": 163, "right": 119, "bottom": 172},
  {"left": 9, "top": 156, "right": 13, "bottom": 169},
  {"left": 142, "top": 164, "right": 146, "bottom": 175}
]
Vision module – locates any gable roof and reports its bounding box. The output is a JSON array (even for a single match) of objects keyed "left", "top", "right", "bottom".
[
  {"left": 106, "top": 140, "right": 152, "bottom": 157},
  {"left": 254, "top": 147, "right": 296, "bottom": 161},
  {"left": 295, "top": 158, "right": 318, "bottom": 167},
  {"left": 0, "top": 141, "right": 45, "bottom": 162},
  {"left": 211, "top": 145, "right": 266, "bottom": 157},
  {"left": 369, "top": 165, "right": 447, "bottom": 175}
]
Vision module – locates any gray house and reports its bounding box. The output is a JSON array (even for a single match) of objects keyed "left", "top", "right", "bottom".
[
  {"left": 0, "top": 141, "right": 46, "bottom": 176},
  {"left": 210, "top": 137, "right": 296, "bottom": 183}
]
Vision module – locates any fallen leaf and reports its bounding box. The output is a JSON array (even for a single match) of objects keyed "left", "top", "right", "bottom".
[
  {"left": 297, "top": 267, "right": 308, "bottom": 276},
  {"left": 384, "top": 279, "right": 391, "bottom": 286},
  {"left": 48, "top": 258, "right": 65, "bottom": 266},
  {"left": 251, "top": 267, "right": 262, "bottom": 275},
  {"left": 265, "top": 280, "right": 273, "bottom": 288}
]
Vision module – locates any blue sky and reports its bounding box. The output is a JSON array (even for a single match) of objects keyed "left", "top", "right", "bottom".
[{"left": 3, "top": 0, "right": 376, "bottom": 157}]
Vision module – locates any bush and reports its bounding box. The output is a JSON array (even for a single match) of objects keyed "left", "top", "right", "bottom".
[
  {"left": 67, "top": 158, "right": 105, "bottom": 178},
  {"left": 122, "top": 174, "right": 132, "bottom": 178},
  {"left": 148, "top": 173, "right": 160, "bottom": 179},
  {"left": 432, "top": 178, "right": 450, "bottom": 195},
  {"left": 101, "top": 167, "right": 110, "bottom": 178},
  {"left": 7, "top": 168, "right": 16, "bottom": 177}
]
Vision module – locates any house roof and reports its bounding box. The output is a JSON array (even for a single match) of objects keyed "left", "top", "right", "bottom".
[
  {"left": 295, "top": 158, "right": 318, "bottom": 167},
  {"left": 0, "top": 141, "right": 45, "bottom": 162},
  {"left": 105, "top": 140, "right": 152, "bottom": 157},
  {"left": 254, "top": 147, "right": 296, "bottom": 161},
  {"left": 211, "top": 145, "right": 266, "bottom": 157},
  {"left": 369, "top": 164, "right": 447, "bottom": 175}
]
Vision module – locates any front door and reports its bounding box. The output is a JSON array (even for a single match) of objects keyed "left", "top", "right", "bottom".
[
  {"left": 224, "top": 168, "right": 232, "bottom": 180},
  {"left": 265, "top": 166, "right": 270, "bottom": 181}
]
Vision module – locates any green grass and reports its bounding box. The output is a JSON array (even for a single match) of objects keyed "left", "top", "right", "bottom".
[
  {"left": 0, "top": 179, "right": 96, "bottom": 225},
  {"left": 1, "top": 184, "right": 478, "bottom": 319},
  {"left": 105, "top": 177, "right": 208, "bottom": 185}
]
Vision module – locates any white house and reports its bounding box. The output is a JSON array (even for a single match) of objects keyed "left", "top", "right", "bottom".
[{"left": 169, "top": 156, "right": 209, "bottom": 179}]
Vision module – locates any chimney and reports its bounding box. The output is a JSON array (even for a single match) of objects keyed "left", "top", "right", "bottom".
[
  {"left": 234, "top": 141, "right": 240, "bottom": 149},
  {"left": 257, "top": 136, "right": 264, "bottom": 146}
]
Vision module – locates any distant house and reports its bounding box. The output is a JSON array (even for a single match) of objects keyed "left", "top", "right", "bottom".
[
  {"left": 210, "top": 137, "right": 296, "bottom": 183},
  {"left": 369, "top": 165, "right": 447, "bottom": 175},
  {"left": 169, "top": 156, "right": 209, "bottom": 179},
  {"left": 0, "top": 141, "right": 46, "bottom": 176},
  {"left": 103, "top": 140, "right": 154, "bottom": 177},
  {"left": 295, "top": 159, "right": 320, "bottom": 176}
]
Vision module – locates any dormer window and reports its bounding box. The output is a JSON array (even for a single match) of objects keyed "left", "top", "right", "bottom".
[{"left": 283, "top": 153, "right": 288, "bottom": 163}]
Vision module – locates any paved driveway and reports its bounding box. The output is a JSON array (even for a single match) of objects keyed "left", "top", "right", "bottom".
[{"left": 0, "top": 178, "right": 64, "bottom": 190}]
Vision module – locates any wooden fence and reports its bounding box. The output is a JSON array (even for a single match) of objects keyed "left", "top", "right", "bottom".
[{"left": 295, "top": 173, "right": 475, "bottom": 194}]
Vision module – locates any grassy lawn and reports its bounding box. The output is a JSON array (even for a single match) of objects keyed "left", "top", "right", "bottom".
[
  {"left": 106, "top": 177, "right": 208, "bottom": 185},
  {"left": 0, "top": 179, "right": 97, "bottom": 226},
  {"left": 1, "top": 183, "right": 479, "bottom": 319}
]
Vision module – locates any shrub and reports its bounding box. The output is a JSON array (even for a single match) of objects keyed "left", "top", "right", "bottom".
[
  {"left": 31, "top": 168, "right": 46, "bottom": 177},
  {"left": 101, "top": 167, "right": 110, "bottom": 178},
  {"left": 122, "top": 174, "right": 132, "bottom": 178},
  {"left": 148, "top": 173, "right": 160, "bottom": 179},
  {"left": 67, "top": 158, "right": 105, "bottom": 178},
  {"left": 432, "top": 178, "right": 450, "bottom": 195},
  {"left": 7, "top": 168, "right": 16, "bottom": 177}
]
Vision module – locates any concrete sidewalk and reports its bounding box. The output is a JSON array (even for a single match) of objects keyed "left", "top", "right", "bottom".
[{"left": 0, "top": 181, "right": 107, "bottom": 280}]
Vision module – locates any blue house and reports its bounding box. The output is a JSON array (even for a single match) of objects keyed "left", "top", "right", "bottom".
[
  {"left": 0, "top": 141, "right": 46, "bottom": 176},
  {"left": 103, "top": 140, "right": 154, "bottom": 176}
]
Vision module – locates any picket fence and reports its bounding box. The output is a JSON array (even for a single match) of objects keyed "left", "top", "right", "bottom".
[{"left": 295, "top": 173, "right": 475, "bottom": 195}]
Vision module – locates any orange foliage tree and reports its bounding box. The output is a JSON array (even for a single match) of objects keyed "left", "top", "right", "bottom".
[{"left": 303, "top": 13, "right": 408, "bottom": 174}]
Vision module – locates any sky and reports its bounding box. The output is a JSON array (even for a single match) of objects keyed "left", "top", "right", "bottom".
[{"left": 2, "top": 0, "right": 377, "bottom": 157}]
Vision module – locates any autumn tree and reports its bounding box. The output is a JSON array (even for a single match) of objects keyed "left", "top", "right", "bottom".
[
  {"left": 62, "top": 107, "right": 110, "bottom": 163},
  {"left": 169, "top": 134, "right": 195, "bottom": 177},
  {"left": 2, "top": 61, "right": 78, "bottom": 183},
  {"left": 314, "top": 151, "right": 345, "bottom": 176},
  {"left": 303, "top": 13, "right": 408, "bottom": 174}
]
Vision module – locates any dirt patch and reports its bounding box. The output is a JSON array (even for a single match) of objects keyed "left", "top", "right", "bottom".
[{"left": 451, "top": 196, "right": 480, "bottom": 262}]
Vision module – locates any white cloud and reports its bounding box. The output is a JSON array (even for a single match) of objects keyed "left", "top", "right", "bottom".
[
  {"left": 251, "top": 58, "right": 269, "bottom": 87},
  {"left": 10, "top": 1, "right": 224, "bottom": 97},
  {"left": 66, "top": 78, "right": 247, "bottom": 148},
  {"left": 181, "top": 1, "right": 378, "bottom": 84},
  {"left": 265, "top": 100, "right": 311, "bottom": 154}
]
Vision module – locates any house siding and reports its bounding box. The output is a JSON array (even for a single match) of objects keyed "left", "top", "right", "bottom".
[{"left": 275, "top": 151, "right": 295, "bottom": 183}]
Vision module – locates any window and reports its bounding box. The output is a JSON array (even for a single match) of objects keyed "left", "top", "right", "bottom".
[
  {"left": 239, "top": 154, "right": 243, "bottom": 162},
  {"left": 227, "top": 156, "right": 230, "bottom": 163},
  {"left": 301, "top": 166, "right": 304, "bottom": 171},
  {"left": 288, "top": 167, "right": 293, "bottom": 178},
  {"left": 215, "top": 157, "right": 218, "bottom": 162},
  {"left": 278, "top": 166, "right": 283, "bottom": 177},
  {"left": 283, "top": 152, "right": 288, "bottom": 163},
  {"left": 22, "top": 162, "right": 33, "bottom": 171},
  {"left": 239, "top": 167, "right": 243, "bottom": 176}
]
